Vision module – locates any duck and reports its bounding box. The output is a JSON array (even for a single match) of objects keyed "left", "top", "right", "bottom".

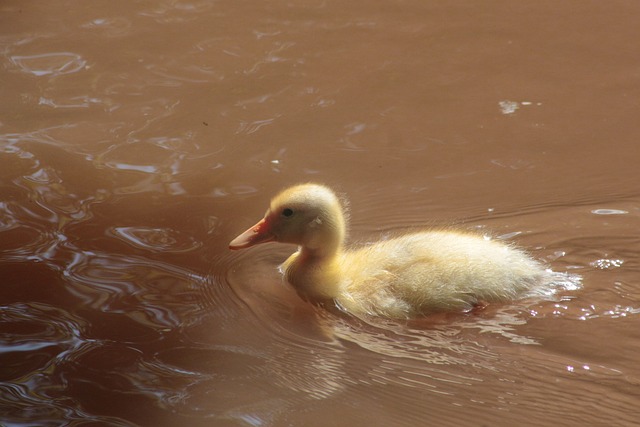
[{"left": 229, "top": 183, "right": 571, "bottom": 319}]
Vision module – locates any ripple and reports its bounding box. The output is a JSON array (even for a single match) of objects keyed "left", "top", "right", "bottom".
[
  {"left": 591, "top": 208, "right": 629, "bottom": 215},
  {"left": 80, "top": 16, "right": 133, "bottom": 37},
  {"left": 0, "top": 217, "right": 57, "bottom": 260},
  {"left": 0, "top": 303, "right": 85, "bottom": 381},
  {"left": 10, "top": 52, "right": 87, "bottom": 77},
  {"left": 235, "top": 117, "right": 280, "bottom": 135},
  {"left": 498, "top": 100, "right": 542, "bottom": 115},
  {"left": 146, "top": 61, "right": 223, "bottom": 83},
  {"left": 109, "top": 226, "right": 202, "bottom": 253},
  {"left": 63, "top": 341, "right": 203, "bottom": 412},
  {"left": 0, "top": 202, "right": 19, "bottom": 231},
  {"left": 600, "top": 305, "right": 640, "bottom": 319},
  {"left": 63, "top": 250, "right": 209, "bottom": 328},
  {"left": 103, "top": 161, "right": 159, "bottom": 173},
  {"left": 591, "top": 258, "right": 624, "bottom": 269},
  {"left": 38, "top": 95, "right": 103, "bottom": 109}
]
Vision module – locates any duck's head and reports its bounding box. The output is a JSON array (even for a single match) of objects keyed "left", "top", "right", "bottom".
[{"left": 229, "top": 183, "right": 347, "bottom": 256}]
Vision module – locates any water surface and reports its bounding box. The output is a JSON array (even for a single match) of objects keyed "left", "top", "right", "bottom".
[{"left": 1, "top": 1, "right": 640, "bottom": 426}]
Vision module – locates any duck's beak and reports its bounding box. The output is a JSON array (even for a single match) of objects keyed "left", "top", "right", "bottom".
[{"left": 229, "top": 218, "right": 275, "bottom": 249}]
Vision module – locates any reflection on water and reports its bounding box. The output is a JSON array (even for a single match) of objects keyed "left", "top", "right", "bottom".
[
  {"left": 110, "top": 226, "right": 202, "bottom": 253},
  {"left": 2, "top": 0, "right": 640, "bottom": 426},
  {"left": 10, "top": 52, "right": 87, "bottom": 77}
]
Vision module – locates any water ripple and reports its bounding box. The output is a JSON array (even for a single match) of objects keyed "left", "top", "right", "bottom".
[
  {"left": 62, "top": 249, "right": 211, "bottom": 329},
  {"left": 10, "top": 53, "right": 87, "bottom": 77},
  {"left": 0, "top": 303, "right": 140, "bottom": 425},
  {"left": 109, "top": 226, "right": 202, "bottom": 253}
]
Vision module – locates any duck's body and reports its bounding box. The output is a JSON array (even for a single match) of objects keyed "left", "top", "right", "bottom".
[
  {"left": 286, "top": 231, "right": 545, "bottom": 318},
  {"left": 230, "top": 184, "right": 568, "bottom": 318}
]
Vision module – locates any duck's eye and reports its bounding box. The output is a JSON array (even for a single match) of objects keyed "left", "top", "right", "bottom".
[{"left": 281, "top": 208, "right": 294, "bottom": 217}]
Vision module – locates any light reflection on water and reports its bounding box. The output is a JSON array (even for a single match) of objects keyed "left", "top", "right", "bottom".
[
  {"left": 10, "top": 52, "right": 87, "bottom": 77},
  {"left": 2, "top": 1, "right": 640, "bottom": 426}
]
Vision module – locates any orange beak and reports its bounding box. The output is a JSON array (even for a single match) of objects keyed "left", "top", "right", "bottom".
[{"left": 229, "top": 218, "right": 275, "bottom": 250}]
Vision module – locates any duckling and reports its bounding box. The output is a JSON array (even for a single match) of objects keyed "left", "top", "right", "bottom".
[{"left": 229, "top": 183, "right": 571, "bottom": 318}]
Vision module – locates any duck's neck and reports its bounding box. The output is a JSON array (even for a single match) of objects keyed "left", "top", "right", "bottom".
[{"left": 282, "top": 245, "right": 344, "bottom": 302}]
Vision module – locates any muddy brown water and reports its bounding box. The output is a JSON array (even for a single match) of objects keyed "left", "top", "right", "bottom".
[{"left": 2, "top": 1, "right": 640, "bottom": 426}]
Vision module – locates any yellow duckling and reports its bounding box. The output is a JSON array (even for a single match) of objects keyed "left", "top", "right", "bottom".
[{"left": 229, "top": 183, "right": 569, "bottom": 318}]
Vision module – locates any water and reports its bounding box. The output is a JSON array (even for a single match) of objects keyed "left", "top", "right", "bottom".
[{"left": 1, "top": 1, "right": 640, "bottom": 426}]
